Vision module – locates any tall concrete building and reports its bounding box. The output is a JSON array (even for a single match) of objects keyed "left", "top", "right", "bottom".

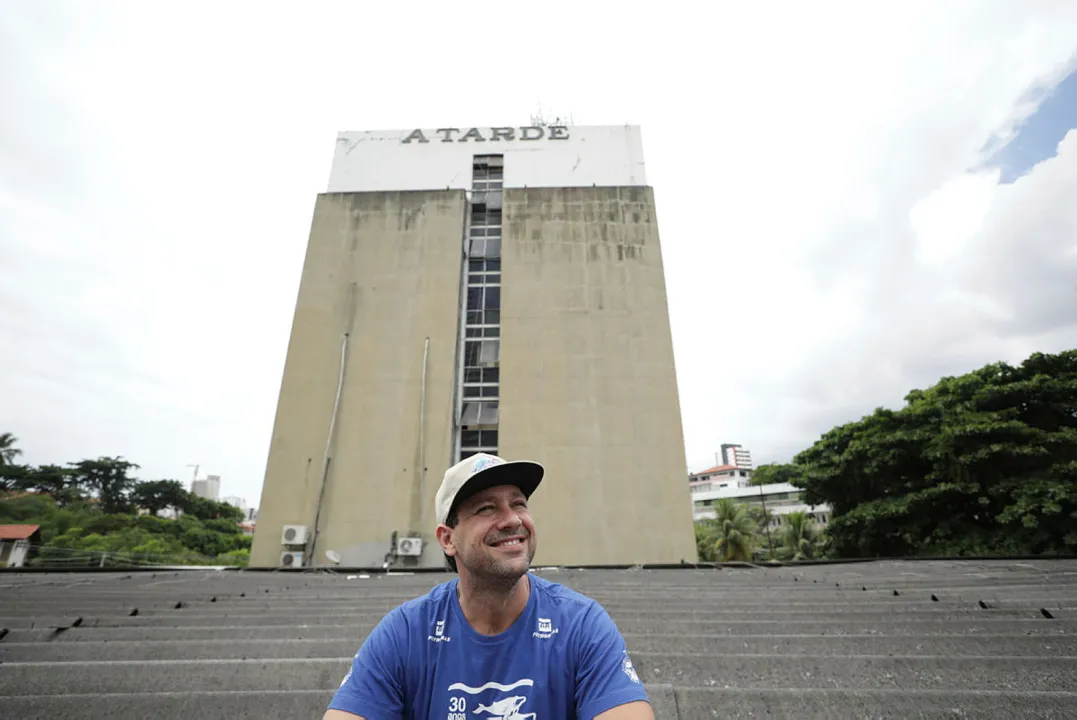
[
  {"left": 191, "top": 474, "right": 220, "bottom": 502},
  {"left": 251, "top": 124, "right": 696, "bottom": 569}
]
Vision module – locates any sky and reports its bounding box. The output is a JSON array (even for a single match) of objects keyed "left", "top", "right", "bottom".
[{"left": 2, "top": 1, "right": 1076, "bottom": 505}]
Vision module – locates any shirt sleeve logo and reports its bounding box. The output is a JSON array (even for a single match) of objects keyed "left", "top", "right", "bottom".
[
  {"left": 621, "top": 653, "right": 640, "bottom": 684},
  {"left": 428, "top": 619, "right": 451, "bottom": 643},
  {"left": 533, "top": 617, "right": 558, "bottom": 639}
]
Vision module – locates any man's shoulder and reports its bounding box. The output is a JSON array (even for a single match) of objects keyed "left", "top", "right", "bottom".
[
  {"left": 530, "top": 572, "right": 604, "bottom": 617},
  {"left": 380, "top": 577, "right": 456, "bottom": 628}
]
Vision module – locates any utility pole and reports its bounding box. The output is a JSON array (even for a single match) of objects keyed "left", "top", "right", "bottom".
[{"left": 758, "top": 481, "right": 775, "bottom": 561}]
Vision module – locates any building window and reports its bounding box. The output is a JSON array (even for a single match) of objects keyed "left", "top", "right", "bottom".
[
  {"left": 456, "top": 155, "right": 505, "bottom": 461},
  {"left": 479, "top": 339, "right": 500, "bottom": 366},
  {"left": 460, "top": 401, "right": 499, "bottom": 427},
  {"left": 472, "top": 190, "right": 503, "bottom": 210},
  {"left": 460, "top": 429, "right": 498, "bottom": 457},
  {"left": 469, "top": 236, "right": 502, "bottom": 259},
  {"left": 470, "top": 209, "right": 502, "bottom": 227},
  {"left": 464, "top": 339, "right": 500, "bottom": 368}
]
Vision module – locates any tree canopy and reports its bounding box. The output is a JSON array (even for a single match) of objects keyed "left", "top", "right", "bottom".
[
  {"left": 1, "top": 452, "right": 248, "bottom": 567},
  {"left": 0, "top": 433, "right": 21, "bottom": 466},
  {"left": 792, "top": 350, "right": 1077, "bottom": 558},
  {"left": 696, "top": 499, "right": 757, "bottom": 562},
  {"left": 749, "top": 463, "right": 804, "bottom": 487}
]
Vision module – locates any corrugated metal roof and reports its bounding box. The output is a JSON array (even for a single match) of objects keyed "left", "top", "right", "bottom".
[{"left": 1, "top": 559, "right": 1075, "bottom": 718}]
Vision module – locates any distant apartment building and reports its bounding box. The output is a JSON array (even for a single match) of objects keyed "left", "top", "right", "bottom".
[
  {"left": 221, "top": 496, "right": 247, "bottom": 512},
  {"left": 721, "top": 443, "right": 753, "bottom": 469},
  {"left": 191, "top": 475, "right": 221, "bottom": 502}
]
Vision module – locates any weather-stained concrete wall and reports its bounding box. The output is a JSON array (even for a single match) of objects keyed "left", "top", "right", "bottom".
[
  {"left": 251, "top": 190, "right": 466, "bottom": 568},
  {"left": 499, "top": 187, "right": 697, "bottom": 565}
]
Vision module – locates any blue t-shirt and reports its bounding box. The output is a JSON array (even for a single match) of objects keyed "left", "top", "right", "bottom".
[{"left": 328, "top": 573, "right": 648, "bottom": 719}]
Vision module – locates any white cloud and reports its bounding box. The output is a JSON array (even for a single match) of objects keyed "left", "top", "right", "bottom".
[
  {"left": 2, "top": 1, "right": 1076, "bottom": 500},
  {"left": 910, "top": 171, "right": 999, "bottom": 266}
]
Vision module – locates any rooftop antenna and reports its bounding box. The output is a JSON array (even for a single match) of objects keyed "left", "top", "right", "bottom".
[
  {"left": 530, "top": 100, "right": 544, "bottom": 127},
  {"left": 530, "top": 104, "right": 574, "bottom": 127}
]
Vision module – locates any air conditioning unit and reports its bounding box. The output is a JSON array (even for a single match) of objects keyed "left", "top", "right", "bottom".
[
  {"left": 281, "top": 524, "right": 308, "bottom": 545},
  {"left": 395, "top": 537, "right": 423, "bottom": 557},
  {"left": 280, "top": 551, "right": 304, "bottom": 567}
]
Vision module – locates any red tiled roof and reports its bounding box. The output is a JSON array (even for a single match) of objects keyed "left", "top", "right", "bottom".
[
  {"left": 0, "top": 524, "right": 40, "bottom": 540},
  {"left": 690, "top": 464, "right": 738, "bottom": 477}
]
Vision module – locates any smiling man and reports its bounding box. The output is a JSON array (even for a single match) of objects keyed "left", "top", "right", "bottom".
[{"left": 324, "top": 453, "right": 653, "bottom": 720}]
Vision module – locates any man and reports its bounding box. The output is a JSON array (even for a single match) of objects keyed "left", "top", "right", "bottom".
[{"left": 325, "top": 453, "right": 653, "bottom": 720}]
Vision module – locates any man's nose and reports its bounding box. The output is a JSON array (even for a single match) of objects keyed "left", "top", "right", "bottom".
[{"left": 494, "top": 505, "right": 523, "bottom": 529}]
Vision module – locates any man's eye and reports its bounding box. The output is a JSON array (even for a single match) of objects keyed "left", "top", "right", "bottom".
[{"left": 478, "top": 505, "right": 495, "bottom": 513}]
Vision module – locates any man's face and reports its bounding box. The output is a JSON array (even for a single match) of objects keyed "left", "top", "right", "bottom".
[{"left": 444, "top": 484, "right": 537, "bottom": 581}]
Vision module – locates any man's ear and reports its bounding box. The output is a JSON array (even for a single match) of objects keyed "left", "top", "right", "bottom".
[{"left": 435, "top": 524, "right": 455, "bottom": 557}]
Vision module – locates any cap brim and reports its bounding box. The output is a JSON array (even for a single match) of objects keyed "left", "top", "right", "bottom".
[{"left": 449, "top": 460, "right": 544, "bottom": 519}]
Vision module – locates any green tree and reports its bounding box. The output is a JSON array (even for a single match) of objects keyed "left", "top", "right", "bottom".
[
  {"left": 694, "top": 521, "right": 715, "bottom": 561},
  {"left": 698, "top": 499, "right": 756, "bottom": 562},
  {"left": 131, "top": 480, "right": 190, "bottom": 516},
  {"left": 750, "top": 463, "right": 804, "bottom": 486},
  {"left": 2, "top": 471, "right": 250, "bottom": 568},
  {"left": 68, "top": 457, "right": 140, "bottom": 514},
  {"left": 794, "top": 349, "right": 1077, "bottom": 558},
  {"left": 187, "top": 495, "right": 244, "bottom": 523},
  {"left": 0, "top": 433, "right": 21, "bottom": 466},
  {"left": 0, "top": 493, "right": 56, "bottom": 524},
  {"left": 0, "top": 464, "right": 82, "bottom": 504},
  {"left": 743, "top": 504, "right": 778, "bottom": 560},
  {"left": 32, "top": 465, "right": 80, "bottom": 504},
  {"left": 0, "top": 463, "right": 29, "bottom": 493},
  {"left": 776, "top": 511, "right": 821, "bottom": 561}
]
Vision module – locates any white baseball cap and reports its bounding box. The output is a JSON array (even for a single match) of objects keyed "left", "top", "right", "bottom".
[{"left": 434, "top": 453, "right": 544, "bottom": 526}]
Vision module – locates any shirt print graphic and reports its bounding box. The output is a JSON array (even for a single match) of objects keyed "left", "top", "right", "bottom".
[{"left": 445, "top": 678, "right": 536, "bottom": 720}]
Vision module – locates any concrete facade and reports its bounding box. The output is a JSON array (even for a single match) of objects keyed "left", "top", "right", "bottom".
[
  {"left": 252, "top": 126, "right": 696, "bottom": 568},
  {"left": 500, "top": 187, "right": 696, "bottom": 565},
  {"left": 252, "top": 191, "right": 467, "bottom": 568}
]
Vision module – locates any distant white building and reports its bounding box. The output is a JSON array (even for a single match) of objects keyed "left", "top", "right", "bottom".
[
  {"left": 690, "top": 463, "right": 753, "bottom": 488},
  {"left": 191, "top": 475, "right": 221, "bottom": 501},
  {"left": 720, "top": 443, "right": 753, "bottom": 469},
  {"left": 690, "top": 475, "right": 832, "bottom": 528},
  {"left": 221, "top": 496, "right": 247, "bottom": 512}
]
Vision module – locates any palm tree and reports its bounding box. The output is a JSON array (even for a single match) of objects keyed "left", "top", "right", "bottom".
[
  {"left": 777, "top": 511, "right": 820, "bottom": 561},
  {"left": 0, "top": 433, "right": 22, "bottom": 466},
  {"left": 705, "top": 499, "right": 756, "bottom": 562}
]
